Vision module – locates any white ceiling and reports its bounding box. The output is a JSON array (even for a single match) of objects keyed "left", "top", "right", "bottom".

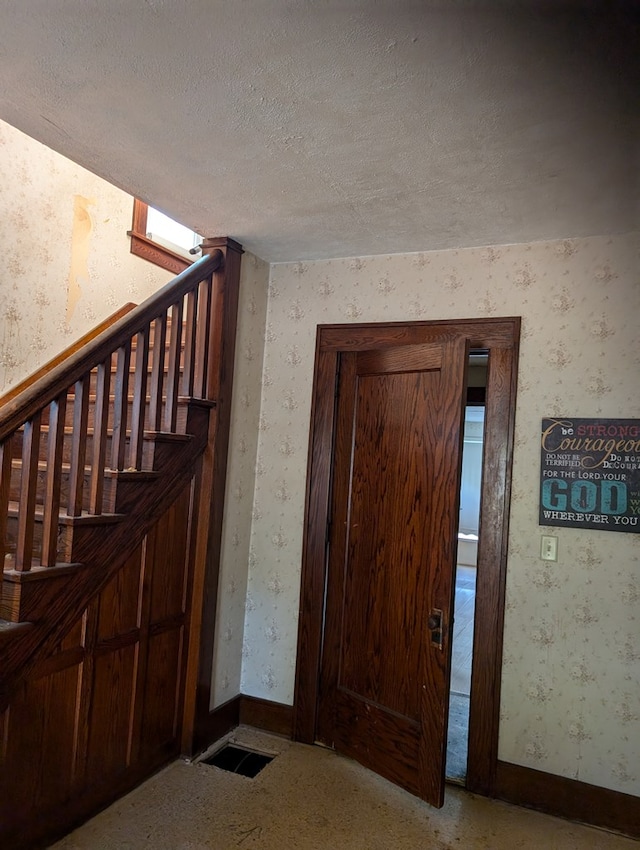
[{"left": 0, "top": 2, "right": 637, "bottom": 263}]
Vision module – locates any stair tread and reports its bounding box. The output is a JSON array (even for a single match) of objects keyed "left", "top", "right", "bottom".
[
  {"left": 3, "top": 560, "right": 84, "bottom": 582},
  {"left": 14, "top": 425, "right": 195, "bottom": 438},
  {"left": 11, "top": 454, "right": 172, "bottom": 478},
  {"left": 103, "top": 469, "right": 160, "bottom": 480},
  {"left": 0, "top": 620, "right": 35, "bottom": 642},
  {"left": 13, "top": 396, "right": 211, "bottom": 433},
  {"left": 10, "top": 458, "right": 147, "bottom": 475},
  {"left": 143, "top": 430, "right": 193, "bottom": 441},
  {"left": 0, "top": 618, "right": 34, "bottom": 630},
  {"left": 6, "top": 501, "right": 125, "bottom": 524}
]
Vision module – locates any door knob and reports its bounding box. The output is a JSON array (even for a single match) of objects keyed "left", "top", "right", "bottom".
[{"left": 428, "top": 608, "right": 443, "bottom": 650}]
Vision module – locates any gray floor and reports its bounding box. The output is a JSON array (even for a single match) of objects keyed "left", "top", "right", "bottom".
[
  {"left": 446, "top": 564, "right": 476, "bottom": 781},
  {"left": 446, "top": 692, "right": 470, "bottom": 782},
  {"left": 449, "top": 565, "right": 476, "bottom": 696},
  {"left": 52, "top": 727, "right": 637, "bottom": 850}
]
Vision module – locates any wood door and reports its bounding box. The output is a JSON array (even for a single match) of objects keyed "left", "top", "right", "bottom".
[{"left": 316, "top": 336, "right": 468, "bottom": 807}]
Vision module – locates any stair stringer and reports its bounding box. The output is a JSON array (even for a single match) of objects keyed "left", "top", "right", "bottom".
[{"left": 0, "top": 399, "right": 212, "bottom": 711}]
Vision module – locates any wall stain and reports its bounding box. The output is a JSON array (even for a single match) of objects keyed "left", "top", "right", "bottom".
[{"left": 66, "top": 195, "right": 95, "bottom": 321}]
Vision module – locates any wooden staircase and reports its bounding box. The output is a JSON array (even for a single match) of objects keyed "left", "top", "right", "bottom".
[{"left": 0, "top": 237, "right": 242, "bottom": 849}]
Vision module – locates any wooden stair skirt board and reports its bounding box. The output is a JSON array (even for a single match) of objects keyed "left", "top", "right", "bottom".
[{"left": 495, "top": 761, "right": 640, "bottom": 840}]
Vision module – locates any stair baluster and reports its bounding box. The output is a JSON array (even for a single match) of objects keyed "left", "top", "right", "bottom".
[
  {"left": 15, "top": 412, "right": 42, "bottom": 571},
  {"left": 129, "top": 325, "right": 150, "bottom": 470},
  {"left": 193, "top": 276, "right": 213, "bottom": 398},
  {"left": 88, "top": 360, "right": 111, "bottom": 514},
  {"left": 67, "top": 375, "right": 90, "bottom": 517},
  {"left": 0, "top": 437, "right": 12, "bottom": 568},
  {"left": 164, "top": 299, "right": 184, "bottom": 432},
  {"left": 148, "top": 314, "right": 167, "bottom": 432},
  {"left": 182, "top": 287, "right": 198, "bottom": 398},
  {"left": 111, "top": 340, "right": 132, "bottom": 471},
  {"left": 41, "top": 394, "right": 67, "bottom": 564}
]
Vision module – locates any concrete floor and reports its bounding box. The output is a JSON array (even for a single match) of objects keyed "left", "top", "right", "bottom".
[{"left": 52, "top": 728, "right": 637, "bottom": 850}]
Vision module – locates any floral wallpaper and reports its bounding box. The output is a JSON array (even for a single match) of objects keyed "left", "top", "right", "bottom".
[
  {"left": 0, "top": 119, "right": 170, "bottom": 393},
  {"left": 222, "top": 231, "right": 639, "bottom": 797}
]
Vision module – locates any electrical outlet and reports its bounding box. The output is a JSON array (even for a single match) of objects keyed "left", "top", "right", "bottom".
[{"left": 540, "top": 535, "right": 558, "bottom": 562}]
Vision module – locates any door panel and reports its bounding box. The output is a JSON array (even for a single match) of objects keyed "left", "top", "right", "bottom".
[{"left": 317, "top": 336, "right": 468, "bottom": 807}]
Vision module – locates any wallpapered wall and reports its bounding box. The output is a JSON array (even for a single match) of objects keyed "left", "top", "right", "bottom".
[
  {"left": 0, "top": 119, "right": 170, "bottom": 392},
  {"left": 215, "top": 231, "right": 639, "bottom": 797},
  {"left": 211, "top": 251, "right": 270, "bottom": 704}
]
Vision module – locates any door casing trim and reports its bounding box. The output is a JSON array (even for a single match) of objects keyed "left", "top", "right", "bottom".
[{"left": 293, "top": 317, "right": 521, "bottom": 798}]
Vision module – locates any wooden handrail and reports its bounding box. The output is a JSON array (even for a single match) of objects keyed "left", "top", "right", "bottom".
[
  {"left": 0, "top": 302, "right": 137, "bottom": 409},
  {"left": 0, "top": 250, "right": 223, "bottom": 442}
]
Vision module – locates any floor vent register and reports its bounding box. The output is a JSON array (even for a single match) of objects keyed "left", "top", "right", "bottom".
[{"left": 201, "top": 745, "right": 274, "bottom": 778}]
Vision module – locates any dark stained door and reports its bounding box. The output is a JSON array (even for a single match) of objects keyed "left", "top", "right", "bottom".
[{"left": 316, "top": 337, "right": 469, "bottom": 807}]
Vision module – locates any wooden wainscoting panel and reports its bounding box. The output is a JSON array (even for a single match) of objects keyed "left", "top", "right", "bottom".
[
  {"left": 83, "top": 546, "right": 145, "bottom": 787},
  {"left": 96, "top": 546, "right": 144, "bottom": 640},
  {"left": 58, "top": 616, "right": 84, "bottom": 651},
  {"left": 136, "top": 482, "right": 193, "bottom": 764},
  {"left": 147, "top": 486, "right": 192, "bottom": 622},
  {"left": 0, "top": 663, "right": 82, "bottom": 826},
  {"left": 85, "top": 644, "right": 138, "bottom": 785},
  {"left": 139, "top": 627, "right": 185, "bottom": 762},
  {"left": 495, "top": 761, "right": 640, "bottom": 839},
  {"left": 0, "top": 478, "right": 199, "bottom": 850}
]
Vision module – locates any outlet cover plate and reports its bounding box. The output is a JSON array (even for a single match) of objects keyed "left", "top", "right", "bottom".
[{"left": 541, "top": 535, "right": 558, "bottom": 561}]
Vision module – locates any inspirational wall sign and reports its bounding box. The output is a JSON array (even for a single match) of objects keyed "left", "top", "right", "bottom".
[{"left": 540, "top": 418, "right": 640, "bottom": 532}]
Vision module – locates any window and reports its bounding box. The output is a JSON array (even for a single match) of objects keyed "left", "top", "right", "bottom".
[{"left": 128, "top": 199, "right": 202, "bottom": 274}]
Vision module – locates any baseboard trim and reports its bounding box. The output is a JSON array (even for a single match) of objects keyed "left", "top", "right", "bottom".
[
  {"left": 495, "top": 760, "right": 640, "bottom": 839},
  {"left": 239, "top": 695, "right": 294, "bottom": 737},
  {"left": 200, "top": 708, "right": 639, "bottom": 838},
  {"left": 199, "top": 695, "right": 293, "bottom": 755},
  {"left": 200, "top": 695, "right": 241, "bottom": 750}
]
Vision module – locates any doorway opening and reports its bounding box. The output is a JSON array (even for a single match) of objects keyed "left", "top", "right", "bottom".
[
  {"left": 446, "top": 352, "right": 486, "bottom": 783},
  {"left": 293, "top": 318, "right": 520, "bottom": 806}
]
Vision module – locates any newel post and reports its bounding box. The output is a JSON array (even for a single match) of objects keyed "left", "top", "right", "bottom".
[
  {"left": 183, "top": 236, "right": 244, "bottom": 754},
  {"left": 202, "top": 238, "right": 244, "bottom": 402}
]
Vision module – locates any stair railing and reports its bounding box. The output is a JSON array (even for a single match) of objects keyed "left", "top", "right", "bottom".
[{"left": 0, "top": 248, "right": 224, "bottom": 581}]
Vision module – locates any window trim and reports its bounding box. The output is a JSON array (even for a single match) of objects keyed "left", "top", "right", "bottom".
[{"left": 128, "top": 199, "right": 193, "bottom": 275}]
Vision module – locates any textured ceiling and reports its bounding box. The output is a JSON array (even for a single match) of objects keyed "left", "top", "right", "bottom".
[{"left": 0, "top": 2, "right": 637, "bottom": 262}]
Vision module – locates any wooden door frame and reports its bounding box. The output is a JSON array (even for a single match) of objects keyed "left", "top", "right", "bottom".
[{"left": 292, "top": 317, "right": 521, "bottom": 799}]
